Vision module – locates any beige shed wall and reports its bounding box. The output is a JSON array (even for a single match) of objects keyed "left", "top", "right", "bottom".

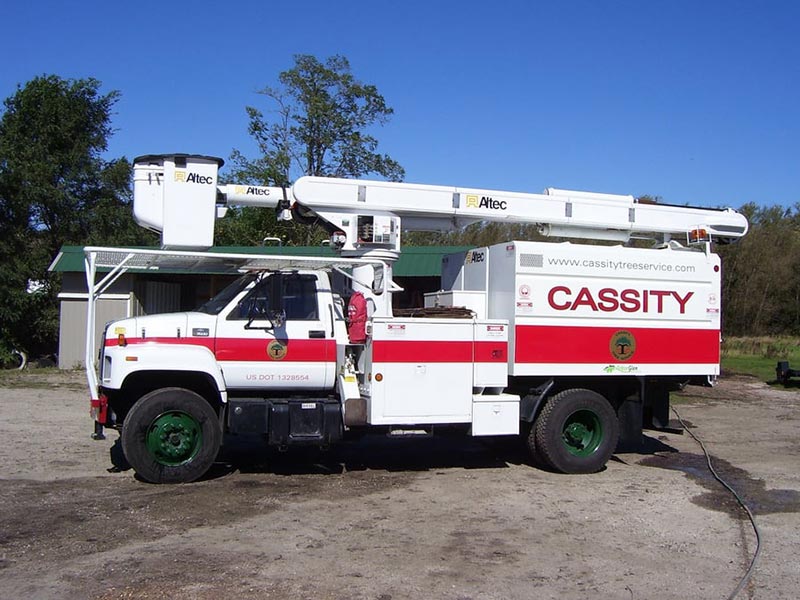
[{"left": 58, "top": 297, "right": 130, "bottom": 369}]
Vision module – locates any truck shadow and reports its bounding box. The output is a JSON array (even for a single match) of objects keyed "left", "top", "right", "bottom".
[
  {"left": 615, "top": 433, "right": 678, "bottom": 456},
  {"left": 213, "top": 433, "right": 512, "bottom": 478},
  {"left": 205, "top": 431, "right": 680, "bottom": 480}
]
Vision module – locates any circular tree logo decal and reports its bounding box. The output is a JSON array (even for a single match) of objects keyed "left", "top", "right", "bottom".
[
  {"left": 610, "top": 330, "right": 636, "bottom": 361},
  {"left": 267, "top": 340, "right": 287, "bottom": 360}
]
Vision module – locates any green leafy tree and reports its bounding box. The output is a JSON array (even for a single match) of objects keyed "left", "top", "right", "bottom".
[
  {"left": 219, "top": 54, "right": 404, "bottom": 246},
  {"left": 0, "top": 75, "right": 152, "bottom": 361},
  {"left": 719, "top": 203, "right": 800, "bottom": 336}
]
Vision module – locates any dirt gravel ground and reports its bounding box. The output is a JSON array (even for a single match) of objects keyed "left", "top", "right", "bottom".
[{"left": 0, "top": 370, "right": 798, "bottom": 600}]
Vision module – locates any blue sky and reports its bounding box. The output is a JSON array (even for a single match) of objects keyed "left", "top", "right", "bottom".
[{"left": 2, "top": 0, "right": 798, "bottom": 209}]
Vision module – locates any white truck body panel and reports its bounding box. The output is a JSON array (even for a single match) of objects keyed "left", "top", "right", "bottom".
[
  {"left": 363, "top": 317, "right": 516, "bottom": 429},
  {"left": 471, "top": 394, "right": 521, "bottom": 436},
  {"left": 365, "top": 318, "right": 474, "bottom": 424},
  {"left": 451, "top": 241, "right": 721, "bottom": 377}
]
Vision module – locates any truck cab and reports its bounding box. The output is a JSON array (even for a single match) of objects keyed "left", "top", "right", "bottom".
[
  {"left": 101, "top": 270, "right": 343, "bottom": 400},
  {"left": 98, "top": 269, "right": 348, "bottom": 483}
]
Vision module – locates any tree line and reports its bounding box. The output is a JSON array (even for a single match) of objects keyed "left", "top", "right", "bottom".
[
  {"left": 0, "top": 56, "right": 794, "bottom": 363},
  {"left": 0, "top": 76, "right": 153, "bottom": 363},
  {"left": 718, "top": 204, "right": 800, "bottom": 336}
]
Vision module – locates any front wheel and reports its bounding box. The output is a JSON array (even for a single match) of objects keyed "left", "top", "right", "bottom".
[
  {"left": 529, "top": 389, "right": 619, "bottom": 474},
  {"left": 121, "top": 387, "right": 221, "bottom": 484}
]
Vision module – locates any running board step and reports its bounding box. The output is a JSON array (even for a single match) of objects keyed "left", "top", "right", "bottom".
[{"left": 387, "top": 427, "right": 433, "bottom": 438}]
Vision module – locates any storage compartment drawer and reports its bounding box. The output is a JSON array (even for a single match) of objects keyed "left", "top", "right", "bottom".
[{"left": 471, "top": 396, "right": 519, "bottom": 436}]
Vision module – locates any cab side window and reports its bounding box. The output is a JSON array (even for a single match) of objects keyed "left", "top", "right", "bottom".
[
  {"left": 227, "top": 285, "right": 270, "bottom": 320},
  {"left": 227, "top": 274, "right": 319, "bottom": 321},
  {"left": 283, "top": 275, "right": 319, "bottom": 320}
]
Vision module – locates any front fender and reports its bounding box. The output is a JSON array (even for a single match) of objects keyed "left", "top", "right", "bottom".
[{"left": 102, "top": 343, "right": 228, "bottom": 403}]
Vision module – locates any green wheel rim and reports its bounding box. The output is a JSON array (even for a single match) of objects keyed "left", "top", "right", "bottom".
[
  {"left": 561, "top": 409, "right": 604, "bottom": 457},
  {"left": 145, "top": 411, "right": 202, "bottom": 466}
]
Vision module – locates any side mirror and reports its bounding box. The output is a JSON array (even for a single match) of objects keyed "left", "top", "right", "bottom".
[{"left": 267, "top": 273, "right": 286, "bottom": 327}]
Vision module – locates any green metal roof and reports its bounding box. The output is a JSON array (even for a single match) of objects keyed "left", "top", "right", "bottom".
[
  {"left": 392, "top": 245, "right": 471, "bottom": 276},
  {"left": 50, "top": 245, "right": 472, "bottom": 277}
]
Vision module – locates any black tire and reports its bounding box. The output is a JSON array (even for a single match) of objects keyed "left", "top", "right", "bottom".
[
  {"left": 519, "top": 421, "right": 545, "bottom": 467},
  {"left": 529, "top": 388, "right": 619, "bottom": 474},
  {"left": 121, "top": 387, "right": 221, "bottom": 484}
]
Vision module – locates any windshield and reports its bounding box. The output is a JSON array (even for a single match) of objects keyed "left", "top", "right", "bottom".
[{"left": 195, "top": 273, "right": 258, "bottom": 315}]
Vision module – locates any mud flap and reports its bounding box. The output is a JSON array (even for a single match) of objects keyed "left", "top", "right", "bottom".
[
  {"left": 617, "top": 398, "right": 643, "bottom": 446},
  {"left": 646, "top": 384, "right": 670, "bottom": 430},
  {"left": 642, "top": 380, "right": 683, "bottom": 434}
]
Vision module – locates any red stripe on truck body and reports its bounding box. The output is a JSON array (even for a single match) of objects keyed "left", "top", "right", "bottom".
[
  {"left": 105, "top": 337, "right": 334, "bottom": 362},
  {"left": 371, "top": 340, "right": 507, "bottom": 363},
  {"left": 514, "top": 325, "right": 719, "bottom": 364}
]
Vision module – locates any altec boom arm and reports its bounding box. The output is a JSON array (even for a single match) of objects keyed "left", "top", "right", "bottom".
[{"left": 132, "top": 154, "right": 748, "bottom": 251}]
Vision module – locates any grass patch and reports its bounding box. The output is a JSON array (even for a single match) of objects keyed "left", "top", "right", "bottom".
[
  {"left": 721, "top": 336, "right": 800, "bottom": 381},
  {"left": 721, "top": 356, "right": 779, "bottom": 381},
  {"left": 0, "top": 367, "right": 85, "bottom": 390},
  {"left": 670, "top": 392, "right": 705, "bottom": 405}
]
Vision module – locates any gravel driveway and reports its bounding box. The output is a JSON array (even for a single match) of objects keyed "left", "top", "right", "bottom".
[{"left": 0, "top": 370, "right": 797, "bottom": 599}]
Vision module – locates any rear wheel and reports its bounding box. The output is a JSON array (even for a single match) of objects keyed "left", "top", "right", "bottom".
[
  {"left": 529, "top": 389, "right": 618, "bottom": 474},
  {"left": 121, "top": 387, "right": 221, "bottom": 483}
]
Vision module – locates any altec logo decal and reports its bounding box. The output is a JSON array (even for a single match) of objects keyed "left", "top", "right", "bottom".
[
  {"left": 548, "top": 286, "right": 694, "bottom": 314},
  {"left": 466, "top": 195, "right": 507, "bottom": 210},
  {"left": 174, "top": 171, "right": 214, "bottom": 184},
  {"left": 234, "top": 185, "right": 271, "bottom": 196}
]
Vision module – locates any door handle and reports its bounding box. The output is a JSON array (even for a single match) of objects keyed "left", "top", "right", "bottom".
[{"left": 308, "top": 330, "right": 326, "bottom": 339}]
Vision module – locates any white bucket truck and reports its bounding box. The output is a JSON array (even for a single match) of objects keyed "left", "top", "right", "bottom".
[{"left": 83, "top": 154, "right": 747, "bottom": 483}]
